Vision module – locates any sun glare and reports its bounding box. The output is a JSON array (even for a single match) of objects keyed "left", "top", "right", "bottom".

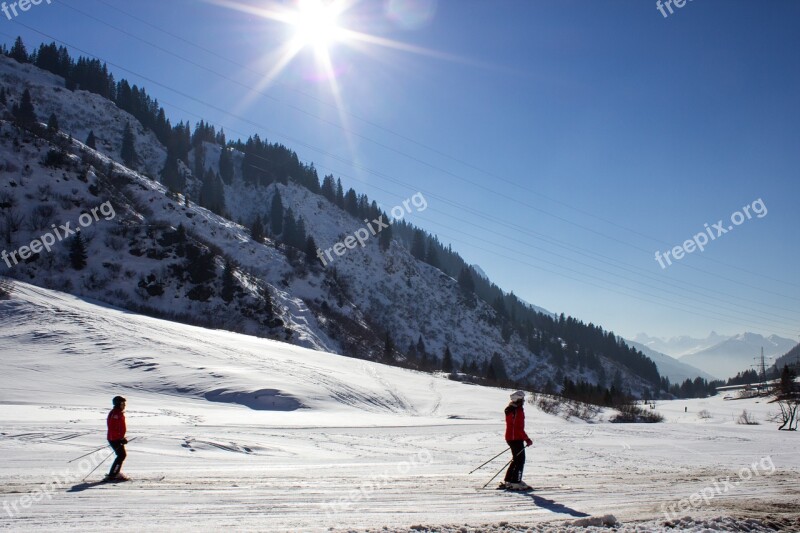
[{"left": 291, "top": 0, "right": 342, "bottom": 51}]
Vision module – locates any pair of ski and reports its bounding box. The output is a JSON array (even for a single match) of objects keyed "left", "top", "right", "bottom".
[
  {"left": 101, "top": 475, "right": 166, "bottom": 484},
  {"left": 496, "top": 482, "right": 533, "bottom": 492}
]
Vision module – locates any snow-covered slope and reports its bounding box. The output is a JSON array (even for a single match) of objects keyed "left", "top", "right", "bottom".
[
  {"left": 626, "top": 339, "right": 717, "bottom": 383},
  {"left": 0, "top": 281, "right": 503, "bottom": 421},
  {"left": 0, "top": 56, "right": 167, "bottom": 178},
  {"left": 0, "top": 52, "right": 659, "bottom": 393},
  {"left": 1, "top": 281, "right": 798, "bottom": 532}
]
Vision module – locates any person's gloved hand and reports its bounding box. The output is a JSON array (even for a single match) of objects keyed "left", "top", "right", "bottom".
[
  {"left": 525, "top": 439, "right": 533, "bottom": 447},
  {"left": 121, "top": 438, "right": 128, "bottom": 445}
]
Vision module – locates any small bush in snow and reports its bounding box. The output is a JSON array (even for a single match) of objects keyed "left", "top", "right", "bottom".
[
  {"left": 697, "top": 409, "right": 712, "bottom": 419},
  {"left": 28, "top": 204, "right": 56, "bottom": 231},
  {"left": 611, "top": 403, "right": 664, "bottom": 423},
  {"left": 737, "top": 409, "right": 759, "bottom": 425},
  {"left": 535, "top": 394, "right": 563, "bottom": 416}
]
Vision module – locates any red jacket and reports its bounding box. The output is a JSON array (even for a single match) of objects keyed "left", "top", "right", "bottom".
[
  {"left": 107, "top": 408, "right": 126, "bottom": 441},
  {"left": 504, "top": 403, "right": 530, "bottom": 442}
]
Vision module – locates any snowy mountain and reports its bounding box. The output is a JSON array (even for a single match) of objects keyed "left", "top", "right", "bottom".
[
  {"left": 0, "top": 48, "right": 661, "bottom": 395},
  {"left": 625, "top": 339, "right": 716, "bottom": 384},
  {"left": 632, "top": 331, "right": 732, "bottom": 358},
  {"left": 680, "top": 333, "right": 799, "bottom": 380},
  {"left": 773, "top": 342, "right": 800, "bottom": 372},
  {"left": 471, "top": 263, "right": 489, "bottom": 280}
]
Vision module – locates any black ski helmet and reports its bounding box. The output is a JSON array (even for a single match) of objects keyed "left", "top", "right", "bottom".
[{"left": 112, "top": 396, "right": 126, "bottom": 407}]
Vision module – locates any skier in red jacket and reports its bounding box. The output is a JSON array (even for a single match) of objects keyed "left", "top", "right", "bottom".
[
  {"left": 105, "top": 396, "right": 128, "bottom": 481},
  {"left": 501, "top": 390, "right": 533, "bottom": 490}
]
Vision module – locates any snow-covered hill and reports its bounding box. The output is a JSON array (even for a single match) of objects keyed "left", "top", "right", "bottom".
[
  {"left": 1, "top": 281, "right": 798, "bottom": 532},
  {"left": 0, "top": 52, "right": 661, "bottom": 393}
]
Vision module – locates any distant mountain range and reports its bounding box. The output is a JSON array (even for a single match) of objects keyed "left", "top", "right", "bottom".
[
  {"left": 625, "top": 340, "right": 715, "bottom": 384},
  {"left": 633, "top": 332, "right": 731, "bottom": 359},
  {"left": 634, "top": 332, "right": 798, "bottom": 380}
]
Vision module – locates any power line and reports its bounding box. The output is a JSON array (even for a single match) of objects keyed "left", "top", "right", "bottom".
[
  {"left": 5, "top": 24, "right": 798, "bottom": 337},
  {"left": 153, "top": 94, "right": 800, "bottom": 331},
  {"left": 57, "top": 0, "right": 800, "bottom": 291}
]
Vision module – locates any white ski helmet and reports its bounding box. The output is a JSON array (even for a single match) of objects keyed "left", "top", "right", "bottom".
[{"left": 510, "top": 390, "right": 525, "bottom": 401}]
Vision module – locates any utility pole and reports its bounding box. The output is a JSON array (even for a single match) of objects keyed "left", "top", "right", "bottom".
[{"left": 751, "top": 347, "right": 767, "bottom": 394}]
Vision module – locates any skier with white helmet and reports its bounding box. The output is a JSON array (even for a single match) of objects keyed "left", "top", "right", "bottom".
[{"left": 500, "top": 390, "right": 533, "bottom": 490}]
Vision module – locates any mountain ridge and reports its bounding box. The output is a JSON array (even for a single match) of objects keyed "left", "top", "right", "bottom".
[{"left": 0, "top": 42, "right": 662, "bottom": 397}]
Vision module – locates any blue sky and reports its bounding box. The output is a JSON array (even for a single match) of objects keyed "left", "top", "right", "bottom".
[{"left": 4, "top": 0, "right": 799, "bottom": 343}]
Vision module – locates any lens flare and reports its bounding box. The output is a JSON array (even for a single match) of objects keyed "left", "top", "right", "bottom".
[{"left": 291, "top": 0, "right": 342, "bottom": 51}]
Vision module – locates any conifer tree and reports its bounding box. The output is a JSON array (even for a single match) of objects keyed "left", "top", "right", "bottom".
[
  {"left": 411, "top": 230, "right": 426, "bottom": 260},
  {"left": 160, "top": 153, "right": 184, "bottom": 192},
  {"left": 442, "top": 345, "right": 453, "bottom": 372},
  {"left": 416, "top": 335, "right": 426, "bottom": 357},
  {"left": 458, "top": 266, "right": 475, "bottom": 293},
  {"left": 344, "top": 188, "right": 358, "bottom": 216},
  {"left": 251, "top": 216, "right": 265, "bottom": 243},
  {"left": 219, "top": 147, "right": 234, "bottom": 184},
  {"left": 384, "top": 332, "right": 395, "bottom": 360},
  {"left": 425, "top": 243, "right": 440, "bottom": 268},
  {"left": 193, "top": 142, "right": 205, "bottom": 177},
  {"left": 282, "top": 208, "right": 297, "bottom": 247},
  {"left": 335, "top": 178, "right": 344, "bottom": 207},
  {"left": 293, "top": 217, "right": 307, "bottom": 250},
  {"left": 121, "top": 123, "right": 138, "bottom": 168},
  {"left": 779, "top": 364, "right": 797, "bottom": 396},
  {"left": 221, "top": 260, "right": 235, "bottom": 303},
  {"left": 69, "top": 233, "right": 88, "bottom": 270},
  {"left": 378, "top": 221, "right": 392, "bottom": 251},
  {"left": 9, "top": 37, "right": 28, "bottom": 63},
  {"left": 320, "top": 174, "right": 336, "bottom": 202},
  {"left": 85, "top": 130, "right": 96, "bottom": 149},
  {"left": 13, "top": 88, "right": 36, "bottom": 126},
  {"left": 47, "top": 112, "right": 59, "bottom": 133},
  {"left": 270, "top": 191, "right": 284, "bottom": 236},
  {"left": 304, "top": 235, "right": 319, "bottom": 265}
]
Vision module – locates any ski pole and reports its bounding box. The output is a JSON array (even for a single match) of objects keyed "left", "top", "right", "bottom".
[
  {"left": 468, "top": 447, "right": 510, "bottom": 474},
  {"left": 482, "top": 458, "right": 513, "bottom": 489},
  {"left": 81, "top": 450, "right": 114, "bottom": 482},
  {"left": 68, "top": 445, "right": 109, "bottom": 463},
  {"left": 68, "top": 437, "right": 137, "bottom": 464},
  {"left": 481, "top": 445, "right": 528, "bottom": 489}
]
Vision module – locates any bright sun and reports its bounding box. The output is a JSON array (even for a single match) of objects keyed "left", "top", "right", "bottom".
[{"left": 290, "top": 0, "right": 342, "bottom": 52}]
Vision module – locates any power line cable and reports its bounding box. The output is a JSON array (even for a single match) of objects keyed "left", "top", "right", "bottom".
[
  {"left": 5, "top": 24, "right": 798, "bottom": 336},
  {"left": 155, "top": 94, "right": 800, "bottom": 326},
  {"left": 57, "top": 0, "right": 800, "bottom": 290}
]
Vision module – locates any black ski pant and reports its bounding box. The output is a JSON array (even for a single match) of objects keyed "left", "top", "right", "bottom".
[
  {"left": 108, "top": 440, "right": 126, "bottom": 477},
  {"left": 504, "top": 440, "right": 526, "bottom": 483}
]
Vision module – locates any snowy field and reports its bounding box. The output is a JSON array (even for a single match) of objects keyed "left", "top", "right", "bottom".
[{"left": 1, "top": 283, "right": 798, "bottom": 532}]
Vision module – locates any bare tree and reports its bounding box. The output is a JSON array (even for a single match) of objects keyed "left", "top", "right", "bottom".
[
  {"left": 1, "top": 208, "right": 24, "bottom": 245},
  {"left": 776, "top": 399, "right": 799, "bottom": 431}
]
